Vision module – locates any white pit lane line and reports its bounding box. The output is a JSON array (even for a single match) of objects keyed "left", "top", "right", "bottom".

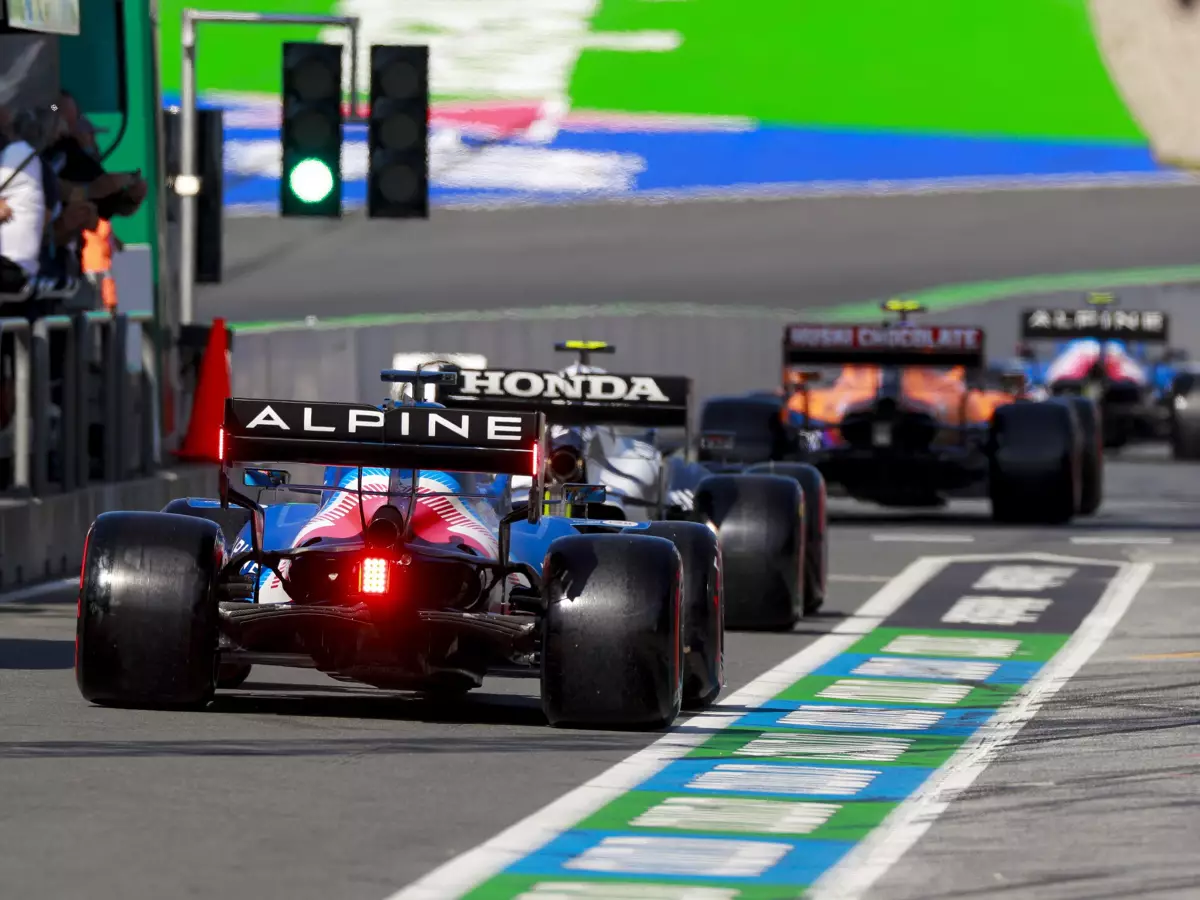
[
  {"left": 382, "top": 553, "right": 1153, "bottom": 900},
  {"left": 806, "top": 557, "right": 1154, "bottom": 900}
]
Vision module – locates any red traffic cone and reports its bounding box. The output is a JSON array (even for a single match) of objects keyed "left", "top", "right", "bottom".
[{"left": 177, "top": 318, "right": 231, "bottom": 462}]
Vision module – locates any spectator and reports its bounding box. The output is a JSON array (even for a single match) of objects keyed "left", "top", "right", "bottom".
[
  {"left": 82, "top": 217, "right": 122, "bottom": 311},
  {"left": 7, "top": 105, "right": 100, "bottom": 290},
  {"left": 48, "top": 91, "right": 148, "bottom": 221},
  {"left": 0, "top": 103, "right": 46, "bottom": 288}
]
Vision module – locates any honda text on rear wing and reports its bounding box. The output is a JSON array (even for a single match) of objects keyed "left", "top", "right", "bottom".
[
  {"left": 1020, "top": 307, "right": 1170, "bottom": 343},
  {"left": 783, "top": 324, "right": 987, "bottom": 369},
  {"left": 436, "top": 369, "right": 691, "bottom": 429}
]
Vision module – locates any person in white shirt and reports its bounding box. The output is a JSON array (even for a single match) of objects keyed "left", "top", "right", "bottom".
[{"left": 0, "top": 104, "right": 46, "bottom": 280}]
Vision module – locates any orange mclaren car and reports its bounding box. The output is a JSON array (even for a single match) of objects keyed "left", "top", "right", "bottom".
[{"left": 698, "top": 317, "right": 1096, "bottom": 522}]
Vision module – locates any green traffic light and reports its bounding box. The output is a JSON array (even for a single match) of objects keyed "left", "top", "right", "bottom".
[{"left": 288, "top": 158, "right": 335, "bottom": 203}]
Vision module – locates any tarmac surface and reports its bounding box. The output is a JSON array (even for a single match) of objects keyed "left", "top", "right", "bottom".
[
  {"left": 2, "top": 452, "right": 1198, "bottom": 899},
  {"left": 200, "top": 183, "right": 1200, "bottom": 323}
]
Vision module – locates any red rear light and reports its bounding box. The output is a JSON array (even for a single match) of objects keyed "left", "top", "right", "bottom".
[
  {"left": 531, "top": 441, "right": 540, "bottom": 477},
  {"left": 360, "top": 557, "right": 390, "bottom": 594},
  {"left": 217, "top": 427, "right": 225, "bottom": 462}
]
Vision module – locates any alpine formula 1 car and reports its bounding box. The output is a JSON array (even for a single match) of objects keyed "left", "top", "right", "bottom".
[
  {"left": 427, "top": 339, "right": 828, "bottom": 629},
  {"left": 75, "top": 368, "right": 725, "bottom": 729},
  {"left": 696, "top": 303, "right": 1103, "bottom": 523},
  {"left": 1013, "top": 295, "right": 1188, "bottom": 452}
]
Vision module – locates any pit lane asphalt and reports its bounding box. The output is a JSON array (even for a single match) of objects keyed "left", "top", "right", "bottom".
[
  {"left": 3, "top": 455, "right": 1199, "bottom": 900},
  {"left": 199, "top": 184, "right": 1200, "bottom": 323}
]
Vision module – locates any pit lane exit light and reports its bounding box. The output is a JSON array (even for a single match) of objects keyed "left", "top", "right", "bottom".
[{"left": 280, "top": 41, "right": 343, "bottom": 218}]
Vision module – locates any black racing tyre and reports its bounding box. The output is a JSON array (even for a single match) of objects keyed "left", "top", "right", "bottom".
[
  {"left": 77, "top": 511, "right": 224, "bottom": 708},
  {"left": 1057, "top": 396, "right": 1102, "bottom": 516},
  {"left": 1170, "top": 373, "right": 1200, "bottom": 461},
  {"left": 640, "top": 521, "right": 723, "bottom": 710},
  {"left": 161, "top": 497, "right": 251, "bottom": 547},
  {"left": 745, "top": 461, "right": 828, "bottom": 614},
  {"left": 693, "top": 474, "right": 803, "bottom": 631},
  {"left": 161, "top": 498, "right": 254, "bottom": 688},
  {"left": 988, "top": 402, "right": 1080, "bottom": 525},
  {"left": 541, "top": 534, "right": 683, "bottom": 730}
]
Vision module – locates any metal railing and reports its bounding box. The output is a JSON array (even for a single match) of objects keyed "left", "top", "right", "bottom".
[{"left": 0, "top": 310, "right": 161, "bottom": 497}]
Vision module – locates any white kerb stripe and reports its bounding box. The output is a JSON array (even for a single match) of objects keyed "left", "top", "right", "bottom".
[
  {"left": 562, "top": 836, "right": 791, "bottom": 878},
  {"left": 850, "top": 657, "right": 1001, "bottom": 681},
  {"left": 687, "top": 764, "right": 880, "bottom": 797},
  {"left": 631, "top": 797, "right": 841, "bottom": 835},
  {"left": 880, "top": 635, "right": 1021, "bottom": 659},
  {"left": 817, "top": 679, "right": 973, "bottom": 705},
  {"left": 514, "top": 885, "right": 741, "bottom": 900},
  {"left": 780, "top": 706, "right": 945, "bottom": 731},
  {"left": 735, "top": 733, "right": 911, "bottom": 763}
]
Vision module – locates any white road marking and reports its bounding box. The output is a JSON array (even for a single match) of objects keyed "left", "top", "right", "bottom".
[
  {"left": 735, "top": 733, "right": 912, "bottom": 763},
  {"left": 0, "top": 577, "right": 76, "bottom": 604},
  {"left": 880, "top": 635, "right": 1021, "bottom": 659},
  {"left": 383, "top": 555, "right": 949, "bottom": 899},
  {"left": 686, "top": 764, "right": 880, "bottom": 798},
  {"left": 780, "top": 706, "right": 945, "bottom": 732},
  {"left": 563, "top": 835, "right": 791, "bottom": 878},
  {"left": 942, "top": 596, "right": 1052, "bottom": 627},
  {"left": 817, "top": 679, "right": 973, "bottom": 706},
  {"left": 806, "top": 560, "right": 1154, "bottom": 900},
  {"left": 516, "top": 884, "right": 740, "bottom": 899},
  {"left": 870, "top": 534, "right": 975, "bottom": 544},
  {"left": 631, "top": 797, "right": 841, "bottom": 835},
  {"left": 972, "top": 565, "right": 1075, "bottom": 592},
  {"left": 850, "top": 657, "right": 1000, "bottom": 681},
  {"left": 1069, "top": 535, "right": 1174, "bottom": 545},
  {"left": 829, "top": 574, "right": 892, "bottom": 583}
]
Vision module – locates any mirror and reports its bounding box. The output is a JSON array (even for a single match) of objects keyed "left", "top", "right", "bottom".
[
  {"left": 563, "top": 483, "right": 607, "bottom": 505},
  {"left": 243, "top": 468, "right": 290, "bottom": 488}
]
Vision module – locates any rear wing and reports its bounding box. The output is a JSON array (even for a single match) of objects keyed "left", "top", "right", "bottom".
[
  {"left": 1020, "top": 308, "right": 1169, "bottom": 342},
  {"left": 221, "top": 398, "right": 543, "bottom": 476},
  {"left": 783, "top": 324, "right": 986, "bottom": 368},
  {"left": 437, "top": 369, "right": 691, "bottom": 428}
]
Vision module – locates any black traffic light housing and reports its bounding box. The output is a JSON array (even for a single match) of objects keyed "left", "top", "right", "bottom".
[
  {"left": 367, "top": 45, "right": 429, "bottom": 219},
  {"left": 280, "top": 41, "right": 344, "bottom": 217}
]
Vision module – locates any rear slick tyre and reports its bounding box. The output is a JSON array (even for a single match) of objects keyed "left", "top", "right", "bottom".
[
  {"left": 77, "top": 511, "right": 224, "bottom": 709},
  {"left": 640, "top": 521, "right": 723, "bottom": 710},
  {"left": 693, "top": 474, "right": 804, "bottom": 631},
  {"left": 746, "top": 462, "right": 828, "bottom": 614},
  {"left": 541, "top": 534, "right": 684, "bottom": 730},
  {"left": 988, "top": 402, "right": 1080, "bottom": 525},
  {"left": 1060, "top": 396, "right": 1102, "bottom": 516}
]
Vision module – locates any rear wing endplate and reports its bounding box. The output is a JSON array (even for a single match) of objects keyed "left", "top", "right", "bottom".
[
  {"left": 437, "top": 369, "right": 691, "bottom": 428},
  {"left": 783, "top": 324, "right": 986, "bottom": 368},
  {"left": 1020, "top": 308, "right": 1169, "bottom": 342}
]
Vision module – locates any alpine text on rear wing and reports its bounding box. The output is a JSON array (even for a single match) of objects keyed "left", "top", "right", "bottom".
[
  {"left": 1021, "top": 308, "right": 1170, "bottom": 342},
  {"left": 221, "top": 398, "right": 544, "bottom": 477},
  {"left": 438, "top": 369, "right": 691, "bottom": 428},
  {"left": 783, "top": 324, "right": 986, "bottom": 368}
]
